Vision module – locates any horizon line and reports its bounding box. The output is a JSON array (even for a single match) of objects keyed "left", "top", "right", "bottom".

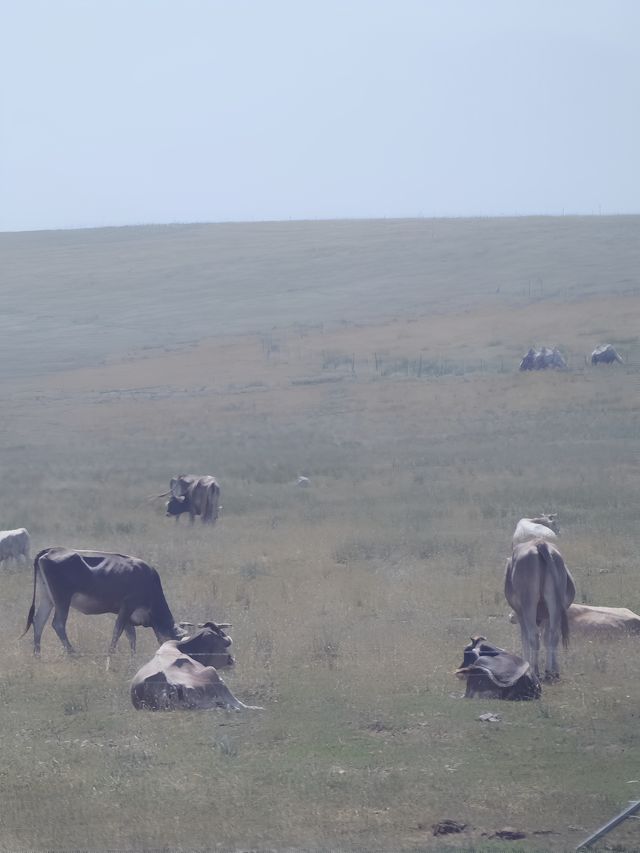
[{"left": 2, "top": 210, "right": 639, "bottom": 236}]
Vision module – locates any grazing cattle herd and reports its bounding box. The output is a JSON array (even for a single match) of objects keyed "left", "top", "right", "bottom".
[
  {"left": 0, "top": 344, "right": 636, "bottom": 722},
  {"left": 519, "top": 342, "right": 625, "bottom": 371},
  {"left": 519, "top": 346, "right": 567, "bottom": 371}
]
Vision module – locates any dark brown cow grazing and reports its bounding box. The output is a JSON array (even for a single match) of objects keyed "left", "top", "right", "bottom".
[
  {"left": 456, "top": 636, "right": 541, "bottom": 700},
  {"left": 131, "top": 639, "right": 262, "bottom": 711},
  {"left": 505, "top": 540, "right": 576, "bottom": 679},
  {"left": 165, "top": 474, "right": 220, "bottom": 524},
  {"left": 22, "top": 547, "right": 184, "bottom": 656}
]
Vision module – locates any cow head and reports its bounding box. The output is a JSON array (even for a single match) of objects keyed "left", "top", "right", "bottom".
[
  {"left": 530, "top": 513, "right": 559, "bottom": 535},
  {"left": 166, "top": 495, "right": 188, "bottom": 517},
  {"left": 154, "top": 622, "right": 188, "bottom": 644},
  {"left": 177, "top": 621, "right": 235, "bottom": 669},
  {"left": 519, "top": 348, "right": 537, "bottom": 370},
  {"left": 456, "top": 635, "right": 486, "bottom": 675},
  {"left": 170, "top": 475, "right": 191, "bottom": 498}
]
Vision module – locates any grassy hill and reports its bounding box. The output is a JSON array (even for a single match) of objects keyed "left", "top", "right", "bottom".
[
  {"left": 1, "top": 216, "right": 639, "bottom": 851},
  {"left": 2, "top": 215, "right": 640, "bottom": 379}
]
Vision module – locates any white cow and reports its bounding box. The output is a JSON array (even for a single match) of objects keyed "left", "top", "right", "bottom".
[
  {"left": 510, "top": 604, "right": 640, "bottom": 637},
  {"left": 512, "top": 514, "right": 559, "bottom": 548},
  {"left": 0, "top": 528, "right": 31, "bottom": 565}
]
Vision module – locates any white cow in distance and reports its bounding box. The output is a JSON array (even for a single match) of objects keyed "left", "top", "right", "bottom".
[
  {"left": 0, "top": 528, "right": 31, "bottom": 565},
  {"left": 512, "top": 514, "right": 559, "bottom": 548}
]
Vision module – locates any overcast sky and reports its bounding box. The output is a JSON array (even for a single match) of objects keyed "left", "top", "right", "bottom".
[{"left": 2, "top": 0, "right": 639, "bottom": 231}]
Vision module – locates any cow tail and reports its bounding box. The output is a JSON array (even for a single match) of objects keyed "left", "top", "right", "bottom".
[
  {"left": 537, "top": 541, "right": 570, "bottom": 649},
  {"left": 560, "top": 608, "right": 570, "bottom": 649},
  {"left": 21, "top": 549, "right": 48, "bottom": 637}
]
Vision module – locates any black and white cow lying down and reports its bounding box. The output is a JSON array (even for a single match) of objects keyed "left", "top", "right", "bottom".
[{"left": 456, "top": 636, "right": 541, "bottom": 701}]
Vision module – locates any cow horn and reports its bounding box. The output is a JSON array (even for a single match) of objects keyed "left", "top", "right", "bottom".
[{"left": 147, "top": 491, "right": 170, "bottom": 501}]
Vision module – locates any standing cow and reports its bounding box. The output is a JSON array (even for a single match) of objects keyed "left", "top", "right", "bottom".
[
  {"left": 22, "top": 547, "right": 185, "bottom": 656},
  {"left": 504, "top": 540, "right": 575, "bottom": 680},
  {"left": 165, "top": 475, "right": 221, "bottom": 524},
  {"left": 0, "top": 528, "right": 31, "bottom": 565}
]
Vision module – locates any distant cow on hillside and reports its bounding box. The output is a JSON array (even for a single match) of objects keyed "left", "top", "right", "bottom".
[
  {"left": 519, "top": 347, "right": 567, "bottom": 371},
  {"left": 591, "top": 344, "right": 623, "bottom": 365},
  {"left": 0, "top": 528, "right": 31, "bottom": 565},
  {"left": 164, "top": 475, "right": 221, "bottom": 524}
]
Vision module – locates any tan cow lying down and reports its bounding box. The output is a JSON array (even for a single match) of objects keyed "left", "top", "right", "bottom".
[
  {"left": 512, "top": 514, "right": 559, "bottom": 547},
  {"left": 131, "top": 631, "right": 262, "bottom": 711},
  {"left": 510, "top": 604, "right": 640, "bottom": 637}
]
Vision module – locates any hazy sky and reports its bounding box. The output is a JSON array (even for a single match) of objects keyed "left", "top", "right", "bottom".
[{"left": 2, "top": 0, "right": 639, "bottom": 230}]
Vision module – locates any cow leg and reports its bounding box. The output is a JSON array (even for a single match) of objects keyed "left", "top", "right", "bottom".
[
  {"left": 32, "top": 595, "right": 54, "bottom": 657},
  {"left": 518, "top": 606, "right": 540, "bottom": 676},
  {"left": 124, "top": 622, "right": 137, "bottom": 655},
  {"left": 109, "top": 605, "right": 132, "bottom": 654},
  {"left": 542, "top": 607, "right": 562, "bottom": 680},
  {"left": 51, "top": 599, "right": 76, "bottom": 655}
]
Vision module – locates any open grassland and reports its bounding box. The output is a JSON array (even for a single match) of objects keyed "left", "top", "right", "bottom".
[{"left": 1, "top": 216, "right": 640, "bottom": 851}]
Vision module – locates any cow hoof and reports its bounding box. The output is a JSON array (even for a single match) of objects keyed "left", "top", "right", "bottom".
[{"left": 543, "top": 671, "right": 560, "bottom": 683}]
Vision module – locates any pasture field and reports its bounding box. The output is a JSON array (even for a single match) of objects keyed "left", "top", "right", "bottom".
[{"left": 1, "top": 216, "right": 640, "bottom": 851}]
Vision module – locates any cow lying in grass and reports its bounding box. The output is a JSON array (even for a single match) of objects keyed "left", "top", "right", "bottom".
[
  {"left": 131, "top": 623, "right": 262, "bottom": 711},
  {"left": 510, "top": 603, "right": 640, "bottom": 638},
  {"left": 456, "top": 636, "right": 541, "bottom": 700}
]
